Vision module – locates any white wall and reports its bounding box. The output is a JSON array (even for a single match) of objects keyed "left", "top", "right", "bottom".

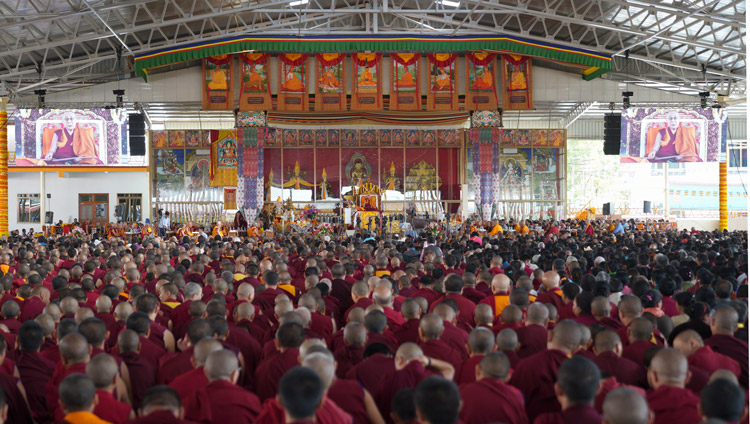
[
  {"left": 675, "top": 217, "right": 748, "bottom": 231},
  {"left": 8, "top": 171, "right": 150, "bottom": 232}
]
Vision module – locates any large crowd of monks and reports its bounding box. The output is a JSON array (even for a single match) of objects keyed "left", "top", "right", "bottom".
[{"left": 0, "top": 219, "right": 745, "bottom": 424}]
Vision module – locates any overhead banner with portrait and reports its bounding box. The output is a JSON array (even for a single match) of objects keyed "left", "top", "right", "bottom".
[
  {"left": 278, "top": 53, "right": 309, "bottom": 111},
  {"left": 427, "top": 54, "right": 458, "bottom": 111},
  {"left": 619, "top": 108, "right": 728, "bottom": 163},
  {"left": 12, "top": 109, "right": 132, "bottom": 166},
  {"left": 202, "top": 55, "right": 234, "bottom": 110},
  {"left": 500, "top": 54, "right": 534, "bottom": 110},
  {"left": 465, "top": 52, "right": 498, "bottom": 110},
  {"left": 351, "top": 53, "right": 382, "bottom": 111},
  {"left": 315, "top": 53, "right": 346, "bottom": 111},
  {"left": 239, "top": 53, "right": 272, "bottom": 111},
  {"left": 391, "top": 53, "right": 421, "bottom": 111}
]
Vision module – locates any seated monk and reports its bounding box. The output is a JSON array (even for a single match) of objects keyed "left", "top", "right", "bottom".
[
  {"left": 319, "top": 68, "right": 340, "bottom": 89},
  {"left": 646, "top": 111, "right": 700, "bottom": 162},
  {"left": 42, "top": 111, "right": 101, "bottom": 165},
  {"left": 208, "top": 68, "right": 228, "bottom": 90},
  {"left": 359, "top": 67, "right": 375, "bottom": 85},
  {"left": 282, "top": 71, "right": 304, "bottom": 92},
  {"left": 509, "top": 67, "right": 527, "bottom": 90},
  {"left": 434, "top": 68, "right": 452, "bottom": 90},
  {"left": 212, "top": 222, "right": 226, "bottom": 238},
  {"left": 247, "top": 224, "right": 262, "bottom": 238},
  {"left": 397, "top": 70, "right": 415, "bottom": 87},
  {"left": 246, "top": 67, "right": 264, "bottom": 91},
  {"left": 141, "top": 224, "right": 154, "bottom": 238},
  {"left": 472, "top": 69, "right": 493, "bottom": 90}
]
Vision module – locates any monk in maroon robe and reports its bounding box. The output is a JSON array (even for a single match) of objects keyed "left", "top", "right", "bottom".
[
  {"left": 457, "top": 327, "right": 494, "bottom": 385},
  {"left": 536, "top": 271, "right": 565, "bottom": 313},
  {"left": 460, "top": 352, "right": 528, "bottom": 424},
  {"left": 392, "top": 300, "right": 421, "bottom": 346},
  {"left": 168, "top": 339, "right": 222, "bottom": 402},
  {"left": 417, "top": 314, "right": 464, "bottom": 380},
  {"left": 254, "top": 321, "right": 305, "bottom": 401},
  {"left": 44, "top": 333, "right": 90, "bottom": 421},
  {"left": 346, "top": 350, "right": 396, "bottom": 396},
  {"left": 534, "top": 356, "right": 602, "bottom": 424},
  {"left": 16, "top": 321, "right": 55, "bottom": 423},
  {"left": 672, "top": 329, "right": 742, "bottom": 380},
  {"left": 86, "top": 354, "right": 133, "bottom": 424},
  {"left": 509, "top": 320, "right": 582, "bottom": 423},
  {"left": 127, "top": 386, "right": 194, "bottom": 424},
  {"left": 117, "top": 330, "right": 155, "bottom": 411},
  {"left": 334, "top": 322, "right": 366, "bottom": 379},
  {"left": 157, "top": 318, "right": 212, "bottom": 384},
  {"left": 516, "top": 303, "right": 549, "bottom": 358},
  {"left": 184, "top": 349, "right": 261, "bottom": 423},
  {"left": 646, "top": 349, "right": 701, "bottom": 424},
  {"left": 705, "top": 305, "right": 749, "bottom": 388},
  {"left": 621, "top": 317, "right": 659, "bottom": 367},
  {"left": 592, "top": 329, "right": 647, "bottom": 387}
]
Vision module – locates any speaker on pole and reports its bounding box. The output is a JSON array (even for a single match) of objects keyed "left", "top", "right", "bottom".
[
  {"left": 603, "top": 113, "right": 621, "bottom": 155},
  {"left": 129, "top": 113, "right": 146, "bottom": 156},
  {"left": 603, "top": 203, "right": 611, "bottom": 215},
  {"left": 45, "top": 212, "right": 54, "bottom": 224},
  {"left": 643, "top": 201, "right": 651, "bottom": 214}
]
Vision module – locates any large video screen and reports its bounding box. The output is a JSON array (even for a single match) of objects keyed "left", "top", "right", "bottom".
[
  {"left": 13, "top": 109, "right": 130, "bottom": 166},
  {"left": 620, "top": 108, "right": 727, "bottom": 163}
]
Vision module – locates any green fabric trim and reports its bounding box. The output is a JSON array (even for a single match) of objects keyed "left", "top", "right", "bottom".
[
  {"left": 582, "top": 67, "right": 608, "bottom": 81},
  {"left": 134, "top": 35, "right": 611, "bottom": 81}
]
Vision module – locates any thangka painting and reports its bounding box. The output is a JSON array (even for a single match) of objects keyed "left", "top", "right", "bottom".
[
  {"left": 392, "top": 129, "right": 405, "bottom": 146},
  {"left": 342, "top": 129, "right": 359, "bottom": 146},
  {"left": 168, "top": 131, "right": 185, "bottom": 148},
  {"left": 427, "top": 54, "right": 458, "bottom": 111},
  {"left": 531, "top": 130, "right": 548, "bottom": 147},
  {"left": 185, "top": 150, "right": 212, "bottom": 197},
  {"left": 239, "top": 53, "right": 272, "bottom": 111},
  {"left": 380, "top": 129, "right": 392, "bottom": 146},
  {"left": 498, "top": 148, "right": 532, "bottom": 201},
  {"left": 532, "top": 148, "right": 559, "bottom": 200},
  {"left": 217, "top": 134, "right": 237, "bottom": 168},
  {"left": 186, "top": 130, "right": 201, "bottom": 148},
  {"left": 361, "top": 130, "right": 377, "bottom": 146},
  {"left": 152, "top": 131, "right": 167, "bottom": 149},
  {"left": 315, "top": 53, "right": 346, "bottom": 111},
  {"left": 549, "top": 130, "right": 565, "bottom": 147},
  {"left": 278, "top": 53, "right": 309, "bottom": 111},
  {"left": 466, "top": 52, "right": 498, "bottom": 110},
  {"left": 224, "top": 188, "right": 237, "bottom": 209},
  {"left": 315, "top": 130, "right": 327, "bottom": 147},
  {"left": 500, "top": 130, "right": 514, "bottom": 146},
  {"left": 202, "top": 55, "right": 234, "bottom": 110},
  {"left": 200, "top": 131, "right": 212, "bottom": 148},
  {"left": 515, "top": 130, "right": 532, "bottom": 147},
  {"left": 156, "top": 149, "right": 185, "bottom": 200},
  {"left": 405, "top": 129, "right": 420, "bottom": 146},
  {"left": 283, "top": 129, "right": 298, "bottom": 147},
  {"left": 299, "top": 129, "right": 314, "bottom": 147},
  {"left": 500, "top": 54, "right": 534, "bottom": 110},
  {"left": 391, "top": 53, "right": 420, "bottom": 111},
  {"left": 421, "top": 130, "right": 436, "bottom": 147},
  {"left": 264, "top": 128, "right": 278, "bottom": 147},
  {"left": 327, "top": 130, "right": 340, "bottom": 147},
  {"left": 437, "top": 129, "right": 461, "bottom": 147},
  {"left": 352, "top": 53, "right": 382, "bottom": 111}
]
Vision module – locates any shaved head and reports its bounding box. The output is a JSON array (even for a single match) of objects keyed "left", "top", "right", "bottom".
[
  {"left": 550, "top": 320, "right": 583, "bottom": 353},
  {"left": 603, "top": 387, "right": 650, "bottom": 424},
  {"left": 205, "top": 349, "right": 239, "bottom": 382},
  {"left": 649, "top": 349, "right": 688, "bottom": 388},
  {"left": 542, "top": 271, "right": 560, "bottom": 289},
  {"left": 434, "top": 303, "right": 456, "bottom": 323},
  {"left": 396, "top": 342, "right": 423, "bottom": 362},
  {"left": 711, "top": 305, "right": 739, "bottom": 334},
  {"left": 618, "top": 295, "right": 643, "bottom": 321},
  {"left": 501, "top": 305, "right": 522, "bottom": 324},
  {"left": 193, "top": 338, "right": 223, "bottom": 367},
  {"left": 348, "top": 307, "right": 366, "bottom": 324},
  {"left": 496, "top": 328, "right": 518, "bottom": 351},
  {"left": 468, "top": 328, "right": 495, "bottom": 355},
  {"left": 400, "top": 299, "right": 420, "bottom": 320},
  {"left": 491, "top": 274, "right": 511, "bottom": 293},
  {"left": 344, "top": 322, "right": 366, "bottom": 346},
  {"left": 628, "top": 317, "right": 654, "bottom": 343},
  {"left": 60, "top": 332, "right": 90, "bottom": 364},
  {"left": 117, "top": 329, "right": 140, "bottom": 353},
  {"left": 474, "top": 304, "right": 493, "bottom": 326},
  {"left": 419, "top": 313, "right": 444, "bottom": 340},
  {"left": 591, "top": 297, "right": 611, "bottom": 319},
  {"left": 526, "top": 303, "right": 549, "bottom": 325},
  {"left": 479, "top": 352, "right": 511, "bottom": 381},
  {"left": 594, "top": 330, "right": 622, "bottom": 354},
  {"left": 672, "top": 329, "right": 704, "bottom": 357},
  {"left": 301, "top": 351, "right": 336, "bottom": 391},
  {"left": 86, "top": 353, "right": 119, "bottom": 389}
]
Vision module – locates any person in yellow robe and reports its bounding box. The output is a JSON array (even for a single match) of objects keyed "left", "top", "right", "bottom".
[
  {"left": 358, "top": 67, "right": 375, "bottom": 85},
  {"left": 508, "top": 65, "right": 527, "bottom": 90},
  {"left": 246, "top": 66, "right": 264, "bottom": 90},
  {"left": 282, "top": 69, "right": 304, "bottom": 91},
  {"left": 646, "top": 111, "right": 700, "bottom": 162},
  {"left": 212, "top": 222, "right": 227, "bottom": 238},
  {"left": 43, "top": 111, "right": 100, "bottom": 165},
  {"left": 319, "top": 68, "right": 339, "bottom": 90},
  {"left": 488, "top": 220, "right": 503, "bottom": 236},
  {"left": 397, "top": 69, "right": 415, "bottom": 87},
  {"left": 208, "top": 67, "right": 228, "bottom": 90},
  {"left": 514, "top": 220, "right": 530, "bottom": 234}
]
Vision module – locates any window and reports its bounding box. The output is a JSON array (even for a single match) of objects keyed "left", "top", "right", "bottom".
[
  {"left": 17, "top": 194, "right": 40, "bottom": 223},
  {"left": 117, "top": 194, "right": 142, "bottom": 222},
  {"left": 79, "top": 193, "right": 109, "bottom": 224}
]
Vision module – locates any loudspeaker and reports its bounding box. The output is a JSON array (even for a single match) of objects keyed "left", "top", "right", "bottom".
[
  {"left": 129, "top": 114, "right": 146, "bottom": 156},
  {"left": 643, "top": 201, "right": 651, "bottom": 214},
  {"left": 603, "top": 203, "right": 611, "bottom": 215},
  {"left": 45, "top": 211, "right": 54, "bottom": 224},
  {"left": 603, "top": 113, "right": 621, "bottom": 155},
  {"left": 46, "top": 193, "right": 51, "bottom": 199}
]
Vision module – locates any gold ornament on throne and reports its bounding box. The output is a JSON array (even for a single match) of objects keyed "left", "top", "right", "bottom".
[
  {"left": 354, "top": 179, "right": 382, "bottom": 210},
  {"left": 405, "top": 160, "right": 442, "bottom": 191}
]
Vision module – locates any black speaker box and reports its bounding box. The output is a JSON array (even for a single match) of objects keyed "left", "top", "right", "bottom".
[
  {"left": 129, "top": 114, "right": 146, "bottom": 156},
  {"left": 603, "top": 203, "right": 611, "bottom": 215},
  {"left": 603, "top": 113, "right": 621, "bottom": 155},
  {"left": 643, "top": 201, "right": 651, "bottom": 214}
]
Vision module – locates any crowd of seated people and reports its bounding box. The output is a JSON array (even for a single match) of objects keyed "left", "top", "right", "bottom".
[{"left": 0, "top": 218, "right": 745, "bottom": 423}]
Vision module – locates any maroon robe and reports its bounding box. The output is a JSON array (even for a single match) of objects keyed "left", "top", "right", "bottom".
[
  {"left": 591, "top": 351, "right": 646, "bottom": 387},
  {"left": 646, "top": 385, "right": 701, "bottom": 424},
  {"left": 0, "top": 371, "right": 33, "bottom": 424},
  {"left": 327, "top": 379, "right": 369, "bottom": 424},
  {"left": 392, "top": 319, "right": 420, "bottom": 346},
  {"left": 45, "top": 362, "right": 87, "bottom": 420},
  {"left": 366, "top": 332, "right": 398, "bottom": 354},
  {"left": 309, "top": 312, "right": 335, "bottom": 346},
  {"left": 597, "top": 317, "right": 624, "bottom": 331},
  {"left": 408, "top": 287, "right": 440, "bottom": 305},
  {"left": 457, "top": 355, "right": 484, "bottom": 385},
  {"left": 168, "top": 366, "right": 209, "bottom": 402},
  {"left": 19, "top": 296, "right": 46, "bottom": 322},
  {"left": 688, "top": 345, "right": 742, "bottom": 380},
  {"left": 419, "top": 339, "right": 463, "bottom": 380},
  {"left": 705, "top": 334, "right": 749, "bottom": 388},
  {"left": 93, "top": 390, "right": 131, "bottom": 424},
  {"left": 255, "top": 396, "right": 353, "bottom": 424},
  {"left": 534, "top": 404, "right": 601, "bottom": 424},
  {"left": 120, "top": 351, "right": 155, "bottom": 411},
  {"left": 254, "top": 347, "right": 300, "bottom": 401},
  {"left": 429, "top": 293, "right": 477, "bottom": 327},
  {"left": 344, "top": 298, "right": 375, "bottom": 323},
  {"left": 441, "top": 321, "right": 470, "bottom": 360},
  {"left": 17, "top": 350, "right": 55, "bottom": 423},
  {"left": 536, "top": 288, "right": 565, "bottom": 314},
  {"left": 595, "top": 377, "right": 645, "bottom": 414},
  {"left": 334, "top": 344, "right": 364, "bottom": 379},
  {"left": 621, "top": 340, "right": 656, "bottom": 367},
  {"left": 330, "top": 279, "right": 355, "bottom": 313},
  {"left": 169, "top": 300, "right": 193, "bottom": 341},
  {"left": 509, "top": 348, "right": 568, "bottom": 423},
  {"left": 346, "top": 353, "right": 396, "bottom": 396},
  {"left": 462, "top": 287, "right": 487, "bottom": 304},
  {"left": 252, "top": 287, "right": 290, "bottom": 311},
  {"left": 459, "top": 377, "right": 528, "bottom": 424},
  {"left": 502, "top": 349, "right": 520, "bottom": 369},
  {"left": 183, "top": 380, "right": 261, "bottom": 424},
  {"left": 225, "top": 325, "right": 262, "bottom": 388},
  {"left": 516, "top": 324, "right": 548, "bottom": 358},
  {"left": 157, "top": 347, "right": 194, "bottom": 384},
  {"left": 374, "top": 360, "right": 429, "bottom": 420}
]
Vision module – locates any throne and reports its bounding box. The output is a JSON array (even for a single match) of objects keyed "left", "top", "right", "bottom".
[{"left": 355, "top": 180, "right": 382, "bottom": 211}]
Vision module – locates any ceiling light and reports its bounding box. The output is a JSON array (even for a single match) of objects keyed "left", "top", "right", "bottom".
[
  {"left": 438, "top": 0, "right": 461, "bottom": 7},
  {"left": 289, "top": 0, "right": 308, "bottom": 6}
]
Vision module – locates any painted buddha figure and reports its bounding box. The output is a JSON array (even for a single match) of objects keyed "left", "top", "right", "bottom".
[
  {"left": 472, "top": 68, "right": 493, "bottom": 90},
  {"left": 358, "top": 67, "right": 375, "bottom": 85},
  {"left": 208, "top": 67, "right": 228, "bottom": 90},
  {"left": 397, "top": 69, "right": 415, "bottom": 87},
  {"left": 319, "top": 68, "right": 340, "bottom": 90},
  {"left": 246, "top": 66, "right": 264, "bottom": 90},
  {"left": 282, "top": 69, "right": 305, "bottom": 91},
  {"left": 509, "top": 65, "right": 527, "bottom": 90}
]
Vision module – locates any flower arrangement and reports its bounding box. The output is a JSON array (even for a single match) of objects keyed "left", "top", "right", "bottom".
[
  {"left": 424, "top": 222, "right": 441, "bottom": 238},
  {"left": 303, "top": 205, "right": 320, "bottom": 221},
  {"left": 71, "top": 227, "right": 85, "bottom": 239}
]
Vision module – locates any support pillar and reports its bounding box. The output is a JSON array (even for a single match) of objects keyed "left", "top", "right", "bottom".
[
  {"left": 40, "top": 172, "right": 46, "bottom": 230},
  {"left": 719, "top": 161, "right": 728, "bottom": 231},
  {"left": 0, "top": 98, "right": 8, "bottom": 237}
]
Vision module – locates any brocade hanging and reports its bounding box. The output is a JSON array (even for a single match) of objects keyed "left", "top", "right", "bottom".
[{"left": 202, "top": 55, "right": 234, "bottom": 110}]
